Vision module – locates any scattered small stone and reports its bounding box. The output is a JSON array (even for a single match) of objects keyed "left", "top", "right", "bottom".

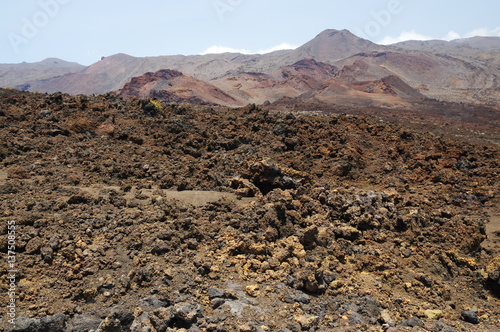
[
  {"left": 38, "top": 109, "right": 51, "bottom": 117},
  {"left": 172, "top": 302, "right": 203, "bottom": 325},
  {"left": 65, "top": 314, "right": 101, "bottom": 331},
  {"left": 461, "top": 310, "right": 479, "bottom": 324},
  {"left": 380, "top": 310, "right": 395, "bottom": 326},
  {"left": 5, "top": 314, "right": 67, "bottom": 332},
  {"left": 349, "top": 311, "right": 365, "bottom": 325},
  {"left": 138, "top": 295, "right": 168, "bottom": 309},
  {"left": 98, "top": 310, "right": 134, "bottom": 332},
  {"left": 151, "top": 240, "right": 170, "bottom": 255},
  {"left": 25, "top": 237, "right": 43, "bottom": 254},
  {"left": 211, "top": 298, "right": 225, "bottom": 309},
  {"left": 403, "top": 316, "right": 424, "bottom": 327},
  {"left": 208, "top": 287, "right": 225, "bottom": 299},
  {"left": 246, "top": 285, "right": 260, "bottom": 297},
  {"left": 40, "top": 246, "right": 54, "bottom": 263},
  {"left": 290, "top": 290, "right": 311, "bottom": 304},
  {"left": 67, "top": 195, "right": 90, "bottom": 204},
  {"left": 402, "top": 248, "right": 413, "bottom": 257},
  {"left": 330, "top": 280, "right": 344, "bottom": 289},
  {"left": 237, "top": 324, "right": 252, "bottom": 332},
  {"left": 424, "top": 309, "right": 443, "bottom": 320},
  {"left": 293, "top": 314, "right": 320, "bottom": 330},
  {"left": 206, "top": 315, "right": 227, "bottom": 324},
  {"left": 129, "top": 312, "right": 155, "bottom": 331},
  {"left": 418, "top": 275, "right": 433, "bottom": 287}
]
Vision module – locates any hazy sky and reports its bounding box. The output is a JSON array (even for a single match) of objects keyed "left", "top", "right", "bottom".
[{"left": 1, "top": 0, "right": 499, "bottom": 65}]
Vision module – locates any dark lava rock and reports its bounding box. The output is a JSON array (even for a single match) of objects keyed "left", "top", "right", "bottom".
[
  {"left": 208, "top": 287, "right": 225, "bottom": 299},
  {"left": 418, "top": 274, "right": 433, "bottom": 288},
  {"left": 172, "top": 302, "right": 203, "bottom": 326},
  {"left": 461, "top": 310, "right": 479, "bottom": 324},
  {"left": 349, "top": 312, "right": 365, "bottom": 325},
  {"left": 5, "top": 314, "right": 67, "bottom": 332},
  {"left": 65, "top": 314, "right": 101, "bottom": 332},
  {"left": 37, "top": 315, "right": 68, "bottom": 332},
  {"left": 101, "top": 309, "right": 134, "bottom": 331},
  {"left": 38, "top": 109, "right": 51, "bottom": 118},
  {"left": 141, "top": 101, "right": 158, "bottom": 116},
  {"left": 358, "top": 296, "right": 382, "bottom": 324},
  {"left": 40, "top": 246, "right": 54, "bottom": 263},
  {"left": 138, "top": 295, "right": 169, "bottom": 309},
  {"left": 67, "top": 195, "right": 90, "bottom": 204},
  {"left": 211, "top": 298, "right": 225, "bottom": 309},
  {"left": 403, "top": 316, "right": 424, "bottom": 327},
  {"left": 290, "top": 290, "right": 311, "bottom": 304}
]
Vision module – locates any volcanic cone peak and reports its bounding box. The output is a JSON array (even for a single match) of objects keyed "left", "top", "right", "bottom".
[{"left": 294, "top": 29, "right": 383, "bottom": 62}]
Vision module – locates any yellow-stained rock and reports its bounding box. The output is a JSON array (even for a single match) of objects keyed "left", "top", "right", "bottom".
[
  {"left": 246, "top": 284, "right": 260, "bottom": 297},
  {"left": 424, "top": 309, "right": 443, "bottom": 320}
]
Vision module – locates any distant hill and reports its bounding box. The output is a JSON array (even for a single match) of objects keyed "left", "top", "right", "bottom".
[
  {"left": 0, "top": 58, "right": 84, "bottom": 89},
  {"left": 452, "top": 36, "right": 500, "bottom": 50},
  {"left": 290, "top": 29, "right": 384, "bottom": 63},
  {"left": 118, "top": 69, "right": 243, "bottom": 106},
  {"left": 1, "top": 29, "right": 499, "bottom": 107}
]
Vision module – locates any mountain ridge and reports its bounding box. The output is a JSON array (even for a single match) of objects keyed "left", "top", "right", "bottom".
[{"left": 1, "top": 29, "right": 499, "bottom": 107}]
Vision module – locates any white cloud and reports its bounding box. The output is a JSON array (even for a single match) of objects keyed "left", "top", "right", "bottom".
[
  {"left": 201, "top": 43, "right": 297, "bottom": 55},
  {"left": 442, "top": 30, "right": 461, "bottom": 41},
  {"left": 463, "top": 27, "right": 500, "bottom": 38},
  {"left": 378, "top": 30, "right": 434, "bottom": 45},
  {"left": 256, "top": 43, "right": 298, "bottom": 54},
  {"left": 378, "top": 27, "right": 500, "bottom": 45}
]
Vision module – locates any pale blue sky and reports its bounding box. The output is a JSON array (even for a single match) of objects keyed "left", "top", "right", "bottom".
[{"left": 1, "top": 0, "right": 499, "bottom": 65}]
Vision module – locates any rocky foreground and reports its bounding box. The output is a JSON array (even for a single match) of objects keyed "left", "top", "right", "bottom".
[{"left": 0, "top": 89, "right": 499, "bottom": 331}]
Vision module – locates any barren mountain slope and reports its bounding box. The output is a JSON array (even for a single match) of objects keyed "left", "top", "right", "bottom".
[
  {"left": 0, "top": 29, "right": 401, "bottom": 96},
  {"left": 118, "top": 69, "right": 243, "bottom": 107},
  {"left": 453, "top": 36, "right": 500, "bottom": 50},
  {"left": 210, "top": 59, "right": 426, "bottom": 108},
  {"left": 3, "top": 29, "right": 500, "bottom": 107},
  {"left": 211, "top": 59, "right": 339, "bottom": 104},
  {"left": 392, "top": 36, "right": 500, "bottom": 53},
  {"left": 334, "top": 51, "right": 500, "bottom": 104},
  {"left": 0, "top": 58, "right": 84, "bottom": 89},
  {"left": 289, "top": 29, "right": 384, "bottom": 63}
]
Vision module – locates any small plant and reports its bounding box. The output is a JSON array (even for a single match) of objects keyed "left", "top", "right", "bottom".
[
  {"left": 150, "top": 99, "right": 163, "bottom": 110},
  {"left": 140, "top": 99, "right": 163, "bottom": 116}
]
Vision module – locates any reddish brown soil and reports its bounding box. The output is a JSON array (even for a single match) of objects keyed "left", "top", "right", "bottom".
[
  {"left": 0, "top": 89, "right": 499, "bottom": 331},
  {"left": 119, "top": 70, "right": 243, "bottom": 107}
]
